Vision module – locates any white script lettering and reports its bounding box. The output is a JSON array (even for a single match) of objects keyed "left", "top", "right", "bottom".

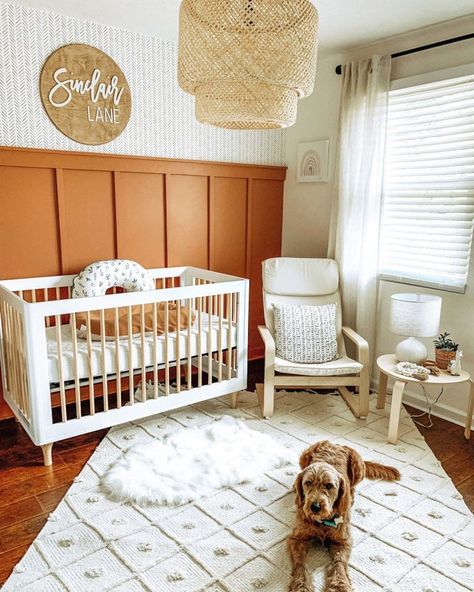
[{"left": 48, "top": 68, "right": 124, "bottom": 108}]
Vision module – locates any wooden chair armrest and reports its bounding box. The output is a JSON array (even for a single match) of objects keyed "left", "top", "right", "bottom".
[
  {"left": 258, "top": 325, "right": 276, "bottom": 361},
  {"left": 342, "top": 326, "right": 369, "bottom": 364}
]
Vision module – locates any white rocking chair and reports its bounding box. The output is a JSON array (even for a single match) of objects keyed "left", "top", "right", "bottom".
[{"left": 256, "top": 257, "right": 370, "bottom": 419}]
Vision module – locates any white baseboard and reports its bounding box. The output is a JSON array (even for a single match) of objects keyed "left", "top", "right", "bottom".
[{"left": 371, "top": 377, "right": 473, "bottom": 430}]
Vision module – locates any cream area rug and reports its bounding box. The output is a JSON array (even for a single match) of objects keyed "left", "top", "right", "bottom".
[{"left": 3, "top": 390, "right": 473, "bottom": 592}]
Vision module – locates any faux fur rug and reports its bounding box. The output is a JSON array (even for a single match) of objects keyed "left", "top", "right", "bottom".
[
  {"left": 102, "top": 416, "right": 294, "bottom": 505},
  {"left": 2, "top": 390, "right": 473, "bottom": 592}
]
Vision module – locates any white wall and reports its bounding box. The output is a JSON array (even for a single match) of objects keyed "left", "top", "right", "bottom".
[
  {"left": 0, "top": 2, "right": 284, "bottom": 165},
  {"left": 283, "top": 16, "right": 474, "bottom": 425},
  {"left": 282, "top": 53, "right": 343, "bottom": 257}
]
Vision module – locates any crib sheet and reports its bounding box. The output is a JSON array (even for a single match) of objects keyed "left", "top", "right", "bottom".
[{"left": 47, "top": 313, "right": 236, "bottom": 384}]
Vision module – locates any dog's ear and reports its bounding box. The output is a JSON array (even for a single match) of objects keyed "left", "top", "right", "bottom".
[
  {"left": 344, "top": 446, "right": 365, "bottom": 486},
  {"left": 294, "top": 470, "right": 305, "bottom": 508},
  {"left": 334, "top": 475, "right": 351, "bottom": 517},
  {"left": 299, "top": 440, "right": 329, "bottom": 469}
]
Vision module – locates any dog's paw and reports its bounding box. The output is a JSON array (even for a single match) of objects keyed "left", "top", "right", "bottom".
[
  {"left": 324, "top": 579, "right": 352, "bottom": 592},
  {"left": 289, "top": 578, "right": 314, "bottom": 592}
]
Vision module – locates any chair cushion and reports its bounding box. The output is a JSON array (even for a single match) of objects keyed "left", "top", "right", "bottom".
[
  {"left": 263, "top": 258, "right": 339, "bottom": 296},
  {"left": 273, "top": 302, "right": 338, "bottom": 364},
  {"left": 274, "top": 356, "right": 363, "bottom": 377}
]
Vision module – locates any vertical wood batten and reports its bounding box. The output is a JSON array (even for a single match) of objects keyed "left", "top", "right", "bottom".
[
  {"left": 55, "top": 315, "right": 67, "bottom": 422},
  {"left": 128, "top": 306, "right": 134, "bottom": 405},
  {"left": 70, "top": 312, "right": 81, "bottom": 419},
  {"left": 85, "top": 311, "right": 95, "bottom": 415},
  {"left": 100, "top": 309, "right": 109, "bottom": 411}
]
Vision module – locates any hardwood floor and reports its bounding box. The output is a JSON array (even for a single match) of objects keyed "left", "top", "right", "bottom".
[{"left": 0, "top": 359, "right": 472, "bottom": 585}]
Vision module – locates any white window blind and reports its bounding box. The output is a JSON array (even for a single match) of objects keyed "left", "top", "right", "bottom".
[{"left": 379, "top": 71, "right": 474, "bottom": 293}]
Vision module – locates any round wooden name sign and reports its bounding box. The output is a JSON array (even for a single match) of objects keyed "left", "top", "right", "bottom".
[{"left": 40, "top": 44, "right": 131, "bottom": 145}]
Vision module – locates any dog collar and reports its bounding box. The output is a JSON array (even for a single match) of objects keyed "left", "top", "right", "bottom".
[{"left": 319, "top": 514, "right": 343, "bottom": 528}]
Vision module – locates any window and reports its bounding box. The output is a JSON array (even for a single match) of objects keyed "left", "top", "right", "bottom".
[{"left": 379, "top": 67, "right": 474, "bottom": 293}]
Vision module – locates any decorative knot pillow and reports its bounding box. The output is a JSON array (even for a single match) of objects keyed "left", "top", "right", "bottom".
[
  {"left": 273, "top": 302, "right": 338, "bottom": 364},
  {"left": 72, "top": 259, "right": 154, "bottom": 298}
]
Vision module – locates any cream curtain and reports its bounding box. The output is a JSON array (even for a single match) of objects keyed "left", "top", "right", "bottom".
[{"left": 328, "top": 55, "right": 391, "bottom": 354}]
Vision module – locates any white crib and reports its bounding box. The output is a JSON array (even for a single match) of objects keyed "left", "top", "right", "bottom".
[{"left": 0, "top": 266, "right": 248, "bottom": 465}]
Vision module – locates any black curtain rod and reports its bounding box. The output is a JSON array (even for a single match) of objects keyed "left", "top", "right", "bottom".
[{"left": 335, "top": 33, "right": 474, "bottom": 75}]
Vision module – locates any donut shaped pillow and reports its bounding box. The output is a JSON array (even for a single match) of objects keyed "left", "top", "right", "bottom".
[{"left": 72, "top": 259, "right": 154, "bottom": 298}]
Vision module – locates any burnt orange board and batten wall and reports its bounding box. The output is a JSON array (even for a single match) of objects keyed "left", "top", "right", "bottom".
[{"left": 0, "top": 146, "right": 286, "bottom": 362}]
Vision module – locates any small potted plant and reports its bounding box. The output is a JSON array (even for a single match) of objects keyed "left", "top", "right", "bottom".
[{"left": 433, "top": 332, "right": 459, "bottom": 369}]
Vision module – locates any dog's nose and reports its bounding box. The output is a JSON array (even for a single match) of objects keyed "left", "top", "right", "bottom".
[{"left": 310, "top": 502, "right": 321, "bottom": 513}]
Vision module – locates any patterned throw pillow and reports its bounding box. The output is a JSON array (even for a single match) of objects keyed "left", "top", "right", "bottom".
[{"left": 273, "top": 303, "right": 338, "bottom": 364}]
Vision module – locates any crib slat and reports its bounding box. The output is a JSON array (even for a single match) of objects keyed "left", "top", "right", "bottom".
[
  {"left": 176, "top": 298, "right": 181, "bottom": 393},
  {"left": 16, "top": 311, "right": 30, "bottom": 420},
  {"left": 187, "top": 299, "right": 192, "bottom": 390},
  {"left": 10, "top": 308, "right": 22, "bottom": 414},
  {"left": 100, "top": 309, "right": 109, "bottom": 412},
  {"left": 153, "top": 302, "right": 158, "bottom": 399},
  {"left": 207, "top": 294, "right": 212, "bottom": 385},
  {"left": 218, "top": 294, "right": 223, "bottom": 382},
  {"left": 140, "top": 304, "right": 146, "bottom": 403},
  {"left": 85, "top": 311, "right": 95, "bottom": 416},
  {"left": 197, "top": 293, "right": 202, "bottom": 388},
  {"left": 232, "top": 292, "right": 237, "bottom": 370},
  {"left": 1, "top": 303, "right": 12, "bottom": 394},
  {"left": 55, "top": 315, "right": 67, "bottom": 422},
  {"left": 127, "top": 306, "right": 134, "bottom": 406},
  {"left": 227, "top": 293, "right": 232, "bottom": 380},
  {"left": 44, "top": 289, "right": 50, "bottom": 328},
  {"left": 114, "top": 307, "right": 121, "bottom": 408},
  {"left": 165, "top": 300, "right": 170, "bottom": 395},
  {"left": 8, "top": 306, "right": 21, "bottom": 412},
  {"left": 70, "top": 312, "right": 82, "bottom": 419}
]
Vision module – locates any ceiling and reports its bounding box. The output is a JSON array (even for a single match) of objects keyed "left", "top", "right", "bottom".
[{"left": 8, "top": 0, "right": 474, "bottom": 53}]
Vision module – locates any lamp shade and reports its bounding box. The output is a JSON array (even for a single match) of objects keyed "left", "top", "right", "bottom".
[
  {"left": 390, "top": 293, "right": 442, "bottom": 337},
  {"left": 178, "top": 0, "right": 318, "bottom": 129}
]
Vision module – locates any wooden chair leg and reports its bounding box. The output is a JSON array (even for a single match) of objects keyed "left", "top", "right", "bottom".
[
  {"left": 231, "top": 392, "right": 239, "bottom": 409},
  {"left": 464, "top": 380, "right": 474, "bottom": 440},
  {"left": 41, "top": 443, "right": 53, "bottom": 467},
  {"left": 377, "top": 370, "right": 388, "bottom": 409},
  {"left": 358, "top": 367, "right": 370, "bottom": 418},
  {"left": 256, "top": 379, "right": 275, "bottom": 419}
]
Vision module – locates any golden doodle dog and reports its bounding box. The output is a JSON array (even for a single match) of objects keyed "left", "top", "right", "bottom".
[{"left": 288, "top": 440, "right": 400, "bottom": 592}]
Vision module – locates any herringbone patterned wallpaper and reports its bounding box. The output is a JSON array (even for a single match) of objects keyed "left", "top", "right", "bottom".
[{"left": 0, "top": 2, "right": 285, "bottom": 165}]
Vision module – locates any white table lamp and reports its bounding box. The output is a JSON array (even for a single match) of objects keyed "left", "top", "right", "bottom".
[{"left": 390, "top": 293, "right": 442, "bottom": 363}]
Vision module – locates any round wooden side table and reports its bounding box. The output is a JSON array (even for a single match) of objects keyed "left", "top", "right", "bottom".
[{"left": 376, "top": 354, "right": 473, "bottom": 444}]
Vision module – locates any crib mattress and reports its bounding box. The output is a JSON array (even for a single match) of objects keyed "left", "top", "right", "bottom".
[{"left": 47, "top": 313, "right": 237, "bottom": 384}]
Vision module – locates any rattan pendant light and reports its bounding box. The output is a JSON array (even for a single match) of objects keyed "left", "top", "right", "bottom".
[{"left": 178, "top": 0, "right": 318, "bottom": 129}]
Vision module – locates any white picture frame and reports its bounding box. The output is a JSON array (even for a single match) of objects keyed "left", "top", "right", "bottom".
[{"left": 297, "top": 139, "right": 330, "bottom": 182}]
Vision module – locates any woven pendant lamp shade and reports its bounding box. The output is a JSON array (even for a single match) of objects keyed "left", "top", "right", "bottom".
[{"left": 178, "top": 0, "right": 318, "bottom": 129}]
